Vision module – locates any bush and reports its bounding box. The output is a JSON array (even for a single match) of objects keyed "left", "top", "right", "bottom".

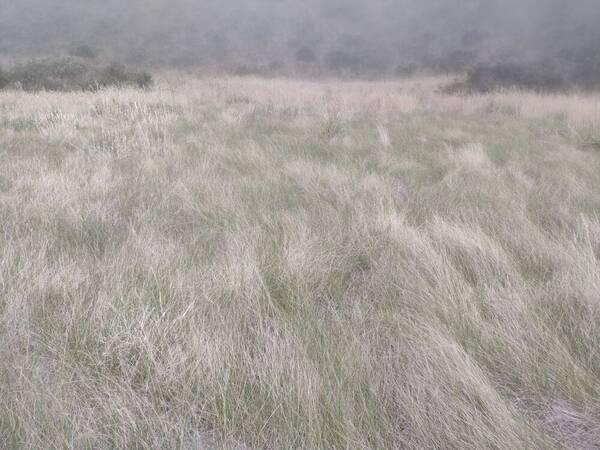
[
  {"left": 233, "top": 65, "right": 257, "bottom": 76},
  {"left": 451, "top": 62, "right": 568, "bottom": 93},
  {"left": 99, "top": 63, "right": 129, "bottom": 86},
  {"left": 134, "top": 71, "right": 154, "bottom": 89},
  {"left": 395, "top": 62, "right": 418, "bottom": 77},
  {"left": 268, "top": 60, "right": 284, "bottom": 73},
  {"left": 0, "top": 58, "right": 153, "bottom": 92},
  {"left": 573, "top": 57, "right": 600, "bottom": 90},
  {"left": 324, "top": 50, "right": 360, "bottom": 74},
  {"left": 295, "top": 47, "right": 317, "bottom": 64},
  {"left": 8, "top": 58, "right": 93, "bottom": 91},
  {"left": 0, "top": 67, "right": 8, "bottom": 89},
  {"left": 125, "top": 47, "right": 151, "bottom": 65},
  {"left": 69, "top": 44, "right": 98, "bottom": 60},
  {"left": 436, "top": 50, "right": 478, "bottom": 73},
  {"left": 99, "top": 62, "right": 153, "bottom": 89}
]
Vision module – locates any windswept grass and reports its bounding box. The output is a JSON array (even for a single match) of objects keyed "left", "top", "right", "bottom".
[{"left": 1, "top": 76, "right": 600, "bottom": 449}]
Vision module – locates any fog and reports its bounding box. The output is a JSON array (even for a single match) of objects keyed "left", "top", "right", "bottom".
[{"left": 1, "top": 0, "right": 599, "bottom": 76}]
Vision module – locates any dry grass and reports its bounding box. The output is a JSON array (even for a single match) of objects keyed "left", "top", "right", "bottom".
[{"left": 1, "top": 75, "right": 600, "bottom": 449}]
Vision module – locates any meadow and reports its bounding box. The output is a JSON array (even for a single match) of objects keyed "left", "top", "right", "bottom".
[{"left": 1, "top": 75, "right": 600, "bottom": 449}]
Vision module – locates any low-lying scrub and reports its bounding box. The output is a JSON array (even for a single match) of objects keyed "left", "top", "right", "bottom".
[
  {"left": 445, "top": 62, "right": 568, "bottom": 94},
  {"left": 0, "top": 58, "right": 153, "bottom": 92},
  {"left": 0, "top": 66, "right": 8, "bottom": 89}
]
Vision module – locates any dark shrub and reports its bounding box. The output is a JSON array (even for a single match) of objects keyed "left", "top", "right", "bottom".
[
  {"left": 134, "top": 71, "right": 154, "bottom": 89},
  {"left": 463, "top": 62, "right": 568, "bottom": 93},
  {"left": 395, "top": 63, "right": 418, "bottom": 76},
  {"left": 234, "top": 65, "right": 254, "bottom": 76},
  {"left": 0, "top": 67, "right": 8, "bottom": 89},
  {"left": 126, "top": 47, "right": 150, "bottom": 65},
  {"left": 324, "top": 50, "right": 360, "bottom": 73},
  {"left": 295, "top": 47, "right": 317, "bottom": 64},
  {"left": 268, "top": 61, "right": 284, "bottom": 73},
  {"left": 8, "top": 58, "right": 93, "bottom": 91},
  {"left": 1, "top": 58, "right": 153, "bottom": 92},
  {"left": 361, "top": 52, "right": 391, "bottom": 74},
  {"left": 233, "top": 65, "right": 272, "bottom": 77},
  {"left": 69, "top": 44, "right": 98, "bottom": 60},
  {"left": 573, "top": 57, "right": 600, "bottom": 90},
  {"left": 99, "top": 63, "right": 153, "bottom": 89},
  {"left": 99, "top": 63, "right": 129, "bottom": 86},
  {"left": 436, "top": 50, "right": 478, "bottom": 73}
]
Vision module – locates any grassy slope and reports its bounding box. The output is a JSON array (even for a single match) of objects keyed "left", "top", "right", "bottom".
[{"left": 1, "top": 76, "right": 600, "bottom": 449}]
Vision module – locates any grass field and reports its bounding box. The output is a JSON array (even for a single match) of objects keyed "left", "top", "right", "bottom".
[{"left": 1, "top": 75, "right": 600, "bottom": 449}]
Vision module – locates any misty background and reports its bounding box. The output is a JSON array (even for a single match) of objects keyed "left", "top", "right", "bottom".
[{"left": 1, "top": 0, "right": 599, "bottom": 79}]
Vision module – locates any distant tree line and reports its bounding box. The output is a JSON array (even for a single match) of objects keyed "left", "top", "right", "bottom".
[{"left": 1, "top": 0, "right": 599, "bottom": 89}]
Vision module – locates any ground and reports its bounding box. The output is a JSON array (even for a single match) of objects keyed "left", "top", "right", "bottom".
[{"left": 1, "top": 75, "right": 600, "bottom": 449}]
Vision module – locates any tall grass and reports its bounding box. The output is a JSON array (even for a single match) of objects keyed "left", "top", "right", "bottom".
[{"left": 1, "top": 76, "right": 600, "bottom": 449}]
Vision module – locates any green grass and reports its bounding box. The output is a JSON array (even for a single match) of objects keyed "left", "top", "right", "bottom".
[{"left": 1, "top": 77, "right": 600, "bottom": 449}]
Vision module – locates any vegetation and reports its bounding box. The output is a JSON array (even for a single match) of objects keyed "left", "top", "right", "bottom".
[
  {"left": 68, "top": 44, "right": 99, "bottom": 60},
  {"left": 295, "top": 47, "right": 317, "bottom": 64},
  {"left": 1, "top": 1, "right": 599, "bottom": 82},
  {"left": 0, "top": 67, "right": 8, "bottom": 89},
  {"left": 0, "top": 58, "right": 153, "bottom": 92},
  {"left": 99, "top": 62, "right": 153, "bottom": 90},
  {"left": 1, "top": 75, "right": 600, "bottom": 448},
  {"left": 445, "top": 62, "right": 568, "bottom": 93}
]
